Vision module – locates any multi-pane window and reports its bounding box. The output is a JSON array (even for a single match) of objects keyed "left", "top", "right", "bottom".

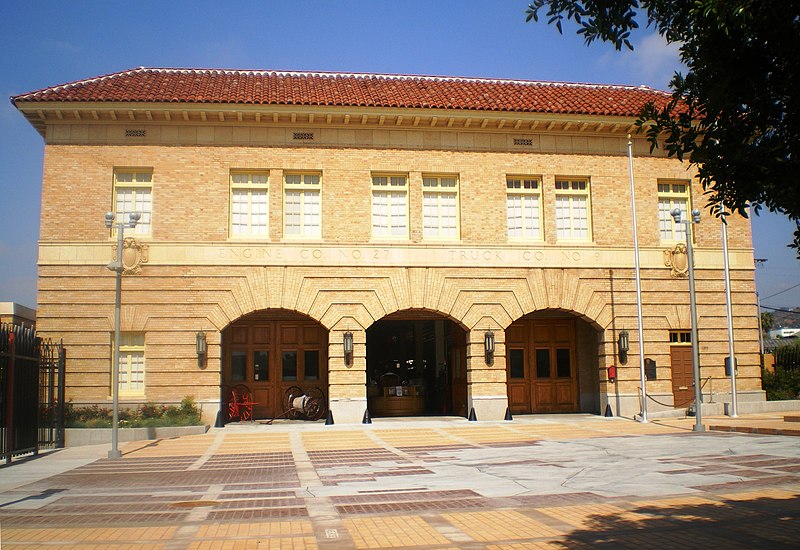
[
  {"left": 116, "top": 333, "right": 145, "bottom": 396},
  {"left": 230, "top": 172, "right": 269, "bottom": 237},
  {"left": 422, "top": 175, "right": 459, "bottom": 239},
  {"left": 669, "top": 331, "right": 692, "bottom": 344},
  {"left": 284, "top": 173, "right": 321, "bottom": 238},
  {"left": 658, "top": 181, "right": 690, "bottom": 241},
  {"left": 372, "top": 175, "right": 408, "bottom": 238},
  {"left": 554, "top": 178, "right": 591, "bottom": 241},
  {"left": 114, "top": 170, "right": 152, "bottom": 236},
  {"left": 506, "top": 177, "right": 542, "bottom": 240}
]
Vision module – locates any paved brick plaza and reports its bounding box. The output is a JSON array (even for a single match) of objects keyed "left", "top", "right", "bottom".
[{"left": 1, "top": 415, "right": 799, "bottom": 548}]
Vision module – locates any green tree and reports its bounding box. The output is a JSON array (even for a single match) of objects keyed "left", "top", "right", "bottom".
[
  {"left": 526, "top": 1, "right": 800, "bottom": 254},
  {"left": 760, "top": 312, "right": 774, "bottom": 334}
]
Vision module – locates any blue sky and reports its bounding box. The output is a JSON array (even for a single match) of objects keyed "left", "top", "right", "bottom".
[{"left": 1, "top": 0, "right": 798, "bottom": 312}]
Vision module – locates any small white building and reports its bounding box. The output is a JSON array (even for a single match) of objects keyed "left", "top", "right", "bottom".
[
  {"left": 768, "top": 327, "right": 800, "bottom": 339},
  {"left": 0, "top": 302, "right": 36, "bottom": 328}
]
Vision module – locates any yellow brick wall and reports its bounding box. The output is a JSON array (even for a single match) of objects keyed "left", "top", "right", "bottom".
[{"left": 34, "top": 120, "right": 762, "bottom": 420}]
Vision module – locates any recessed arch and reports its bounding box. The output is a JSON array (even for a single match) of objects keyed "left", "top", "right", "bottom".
[
  {"left": 506, "top": 308, "right": 603, "bottom": 415},
  {"left": 366, "top": 308, "right": 469, "bottom": 417},
  {"left": 220, "top": 308, "right": 329, "bottom": 423}
]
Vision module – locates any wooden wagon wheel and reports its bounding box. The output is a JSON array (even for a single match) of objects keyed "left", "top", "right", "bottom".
[
  {"left": 228, "top": 384, "right": 253, "bottom": 422},
  {"left": 305, "top": 387, "right": 327, "bottom": 421},
  {"left": 284, "top": 386, "right": 305, "bottom": 419}
]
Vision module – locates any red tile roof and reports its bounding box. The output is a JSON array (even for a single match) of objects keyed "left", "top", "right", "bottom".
[{"left": 11, "top": 67, "right": 673, "bottom": 117}]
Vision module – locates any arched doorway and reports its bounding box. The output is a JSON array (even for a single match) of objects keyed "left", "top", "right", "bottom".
[
  {"left": 221, "top": 309, "right": 328, "bottom": 422},
  {"left": 506, "top": 310, "right": 601, "bottom": 414},
  {"left": 366, "top": 311, "right": 468, "bottom": 417}
]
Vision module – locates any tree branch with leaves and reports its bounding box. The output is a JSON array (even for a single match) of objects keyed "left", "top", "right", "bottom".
[{"left": 527, "top": 0, "right": 800, "bottom": 254}]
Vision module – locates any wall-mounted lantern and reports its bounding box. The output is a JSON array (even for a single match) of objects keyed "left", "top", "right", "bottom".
[
  {"left": 196, "top": 331, "right": 207, "bottom": 367},
  {"left": 484, "top": 330, "right": 495, "bottom": 365},
  {"left": 343, "top": 331, "right": 354, "bottom": 366},
  {"left": 617, "top": 329, "right": 629, "bottom": 365}
]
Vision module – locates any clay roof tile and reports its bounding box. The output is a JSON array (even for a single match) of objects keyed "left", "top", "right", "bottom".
[{"left": 11, "top": 67, "right": 674, "bottom": 117}]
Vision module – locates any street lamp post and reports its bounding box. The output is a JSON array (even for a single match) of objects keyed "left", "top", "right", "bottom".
[
  {"left": 671, "top": 207, "right": 705, "bottom": 432},
  {"left": 105, "top": 211, "right": 140, "bottom": 459}
]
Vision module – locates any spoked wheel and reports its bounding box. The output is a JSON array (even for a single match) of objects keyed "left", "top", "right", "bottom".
[
  {"left": 230, "top": 384, "right": 253, "bottom": 421},
  {"left": 223, "top": 385, "right": 240, "bottom": 422},
  {"left": 305, "top": 387, "right": 327, "bottom": 421},
  {"left": 284, "top": 386, "right": 305, "bottom": 419}
]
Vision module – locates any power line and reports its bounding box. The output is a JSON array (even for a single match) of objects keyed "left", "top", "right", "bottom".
[
  {"left": 760, "top": 304, "right": 800, "bottom": 314},
  {"left": 762, "top": 282, "right": 800, "bottom": 301}
]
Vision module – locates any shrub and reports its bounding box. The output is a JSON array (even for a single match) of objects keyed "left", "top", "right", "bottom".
[
  {"left": 64, "top": 396, "right": 203, "bottom": 428},
  {"left": 139, "top": 402, "right": 167, "bottom": 419},
  {"left": 762, "top": 366, "right": 800, "bottom": 401}
]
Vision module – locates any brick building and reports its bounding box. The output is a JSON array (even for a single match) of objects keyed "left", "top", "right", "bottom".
[{"left": 12, "top": 68, "right": 762, "bottom": 424}]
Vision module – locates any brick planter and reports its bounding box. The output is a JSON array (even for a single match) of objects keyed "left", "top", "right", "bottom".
[{"left": 65, "top": 425, "right": 209, "bottom": 447}]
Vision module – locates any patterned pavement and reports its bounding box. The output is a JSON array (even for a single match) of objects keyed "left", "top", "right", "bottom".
[{"left": 1, "top": 415, "right": 799, "bottom": 548}]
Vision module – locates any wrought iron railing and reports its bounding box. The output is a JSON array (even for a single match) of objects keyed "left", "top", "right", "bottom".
[{"left": 1, "top": 323, "right": 66, "bottom": 464}]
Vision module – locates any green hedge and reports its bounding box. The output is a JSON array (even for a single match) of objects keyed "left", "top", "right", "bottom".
[{"left": 762, "top": 367, "right": 800, "bottom": 401}]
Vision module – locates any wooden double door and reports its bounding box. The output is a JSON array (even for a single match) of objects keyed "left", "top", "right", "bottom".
[
  {"left": 222, "top": 315, "right": 328, "bottom": 420},
  {"left": 506, "top": 318, "right": 579, "bottom": 414}
]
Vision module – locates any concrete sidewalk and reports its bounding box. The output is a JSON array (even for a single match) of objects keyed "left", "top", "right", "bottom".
[
  {"left": 1, "top": 413, "right": 799, "bottom": 548},
  {"left": 654, "top": 410, "right": 800, "bottom": 436}
]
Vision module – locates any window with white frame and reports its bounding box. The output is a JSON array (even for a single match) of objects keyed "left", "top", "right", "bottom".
[
  {"left": 554, "top": 178, "right": 591, "bottom": 241},
  {"left": 422, "top": 175, "right": 459, "bottom": 239},
  {"left": 658, "top": 181, "right": 690, "bottom": 241},
  {"left": 116, "top": 333, "right": 145, "bottom": 396},
  {"left": 113, "top": 170, "right": 152, "bottom": 236},
  {"left": 507, "top": 176, "right": 542, "bottom": 240},
  {"left": 284, "top": 173, "right": 321, "bottom": 238},
  {"left": 230, "top": 172, "right": 269, "bottom": 237},
  {"left": 372, "top": 174, "right": 408, "bottom": 238}
]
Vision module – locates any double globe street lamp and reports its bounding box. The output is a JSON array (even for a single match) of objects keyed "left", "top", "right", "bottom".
[
  {"left": 670, "top": 207, "right": 705, "bottom": 432},
  {"left": 105, "top": 211, "right": 141, "bottom": 458}
]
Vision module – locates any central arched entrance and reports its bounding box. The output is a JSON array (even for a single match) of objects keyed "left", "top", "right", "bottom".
[
  {"left": 366, "top": 311, "right": 468, "bottom": 417},
  {"left": 221, "top": 309, "right": 328, "bottom": 422},
  {"left": 506, "top": 310, "right": 601, "bottom": 414}
]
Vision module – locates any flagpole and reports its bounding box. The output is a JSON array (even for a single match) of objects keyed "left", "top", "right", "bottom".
[
  {"left": 627, "top": 135, "right": 648, "bottom": 422},
  {"left": 721, "top": 208, "right": 738, "bottom": 416}
]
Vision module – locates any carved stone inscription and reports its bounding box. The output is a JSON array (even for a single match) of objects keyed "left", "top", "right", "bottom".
[{"left": 213, "top": 245, "right": 603, "bottom": 267}]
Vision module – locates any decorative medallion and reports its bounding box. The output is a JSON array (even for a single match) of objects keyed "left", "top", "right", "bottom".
[
  {"left": 112, "top": 237, "right": 149, "bottom": 275},
  {"left": 664, "top": 243, "right": 689, "bottom": 277}
]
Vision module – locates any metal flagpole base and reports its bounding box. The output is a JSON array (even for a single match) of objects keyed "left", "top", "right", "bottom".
[{"left": 108, "top": 450, "right": 122, "bottom": 459}]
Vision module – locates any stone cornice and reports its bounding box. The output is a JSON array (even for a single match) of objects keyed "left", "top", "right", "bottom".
[{"left": 16, "top": 100, "right": 643, "bottom": 139}]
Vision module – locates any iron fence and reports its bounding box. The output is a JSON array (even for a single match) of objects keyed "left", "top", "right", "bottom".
[
  {"left": 774, "top": 343, "right": 800, "bottom": 372},
  {"left": 1, "top": 323, "right": 66, "bottom": 464}
]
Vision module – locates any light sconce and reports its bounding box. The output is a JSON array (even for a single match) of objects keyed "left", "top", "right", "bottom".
[
  {"left": 617, "top": 329, "right": 629, "bottom": 365},
  {"left": 343, "top": 331, "right": 354, "bottom": 365},
  {"left": 196, "top": 331, "right": 207, "bottom": 367},
  {"left": 484, "top": 331, "right": 495, "bottom": 365}
]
